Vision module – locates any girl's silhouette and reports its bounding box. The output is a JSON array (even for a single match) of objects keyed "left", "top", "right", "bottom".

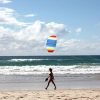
[{"left": 45, "top": 68, "right": 56, "bottom": 90}]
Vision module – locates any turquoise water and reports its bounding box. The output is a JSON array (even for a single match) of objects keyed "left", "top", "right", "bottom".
[{"left": 0, "top": 55, "right": 100, "bottom": 74}]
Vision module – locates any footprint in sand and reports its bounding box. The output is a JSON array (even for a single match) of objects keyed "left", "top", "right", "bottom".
[
  {"left": 16, "top": 96, "right": 24, "bottom": 100},
  {"left": 15, "top": 94, "right": 28, "bottom": 100},
  {"left": 56, "top": 96, "right": 61, "bottom": 99},
  {"left": 36, "top": 96, "right": 41, "bottom": 98},
  {"left": 0, "top": 96, "right": 9, "bottom": 99},
  {"left": 56, "top": 97, "right": 61, "bottom": 99},
  {"left": 48, "top": 95, "right": 54, "bottom": 98},
  {"left": 61, "top": 95, "right": 66, "bottom": 97}
]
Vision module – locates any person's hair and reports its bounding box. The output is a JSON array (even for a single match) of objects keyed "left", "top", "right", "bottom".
[{"left": 49, "top": 68, "right": 52, "bottom": 72}]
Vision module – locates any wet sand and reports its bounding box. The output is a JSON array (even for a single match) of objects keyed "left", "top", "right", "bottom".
[{"left": 0, "top": 74, "right": 100, "bottom": 90}]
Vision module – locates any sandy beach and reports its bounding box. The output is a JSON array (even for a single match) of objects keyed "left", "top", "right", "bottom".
[
  {"left": 0, "top": 74, "right": 100, "bottom": 100},
  {"left": 0, "top": 89, "right": 100, "bottom": 100}
]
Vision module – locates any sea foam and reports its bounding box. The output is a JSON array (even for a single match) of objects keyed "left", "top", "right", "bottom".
[{"left": 0, "top": 65, "right": 100, "bottom": 75}]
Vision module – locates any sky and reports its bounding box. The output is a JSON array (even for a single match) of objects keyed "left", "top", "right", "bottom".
[{"left": 0, "top": 0, "right": 100, "bottom": 56}]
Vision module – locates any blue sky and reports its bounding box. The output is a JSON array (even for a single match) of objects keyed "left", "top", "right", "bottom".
[{"left": 0, "top": 0, "right": 100, "bottom": 55}]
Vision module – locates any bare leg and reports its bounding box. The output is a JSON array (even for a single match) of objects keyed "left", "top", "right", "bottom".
[
  {"left": 51, "top": 80, "right": 56, "bottom": 90},
  {"left": 45, "top": 80, "right": 51, "bottom": 90}
]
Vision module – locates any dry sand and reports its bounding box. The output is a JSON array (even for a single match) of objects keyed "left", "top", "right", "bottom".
[{"left": 0, "top": 89, "right": 100, "bottom": 100}]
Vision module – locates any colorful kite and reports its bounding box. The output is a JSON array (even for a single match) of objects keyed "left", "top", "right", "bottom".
[{"left": 46, "top": 35, "right": 57, "bottom": 52}]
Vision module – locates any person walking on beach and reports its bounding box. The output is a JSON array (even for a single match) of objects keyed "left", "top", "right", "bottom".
[{"left": 45, "top": 68, "right": 56, "bottom": 90}]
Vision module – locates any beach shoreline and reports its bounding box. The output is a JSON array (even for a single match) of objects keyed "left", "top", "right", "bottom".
[
  {"left": 0, "top": 74, "right": 100, "bottom": 99},
  {"left": 0, "top": 74, "right": 100, "bottom": 91}
]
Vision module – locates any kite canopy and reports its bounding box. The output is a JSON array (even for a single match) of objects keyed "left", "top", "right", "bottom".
[{"left": 46, "top": 35, "right": 57, "bottom": 53}]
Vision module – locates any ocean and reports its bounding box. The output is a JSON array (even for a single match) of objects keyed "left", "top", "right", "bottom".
[{"left": 0, "top": 55, "right": 100, "bottom": 75}]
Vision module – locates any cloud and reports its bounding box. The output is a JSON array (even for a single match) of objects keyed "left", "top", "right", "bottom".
[
  {"left": 75, "top": 27, "right": 82, "bottom": 33},
  {"left": 0, "top": 7, "right": 69, "bottom": 54},
  {"left": 46, "top": 22, "right": 69, "bottom": 36},
  {"left": 15, "top": 20, "right": 69, "bottom": 41},
  {"left": 0, "top": 20, "right": 69, "bottom": 55},
  {"left": 0, "top": 26, "right": 14, "bottom": 37},
  {"left": 0, "top": 6, "right": 99, "bottom": 55},
  {"left": 0, "top": 7, "right": 29, "bottom": 26},
  {"left": 24, "top": 14, "right": 35, "bottom": 17},
  {"left": 55, "top": 38, "right": 100, "bottom": 55},
  {"left": 0, "top": 0, "right": 12, "bottom": 4},
  {"left": 0, "top": 17, "right": 100, "bottom": 55},
  {"left": 57, "top": 39, "right": 80, "bottom": 52}
]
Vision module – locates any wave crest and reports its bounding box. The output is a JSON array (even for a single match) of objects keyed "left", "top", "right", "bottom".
[{"left": 0, "top": 65, "right": 100, "bottom": 75}]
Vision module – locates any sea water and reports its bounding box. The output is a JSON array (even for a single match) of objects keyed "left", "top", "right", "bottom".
[{"left": 0, "top": 55, "right": 100, "bottom": 75}]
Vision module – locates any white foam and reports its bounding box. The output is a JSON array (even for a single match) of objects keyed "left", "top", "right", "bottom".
[
  {"left": 0, "top": 65, "right": 100, "bottom": 75},
  {"left": 9, "top": 58, "right": 63, "bottom": 62},
  {"left": 9, "top": 59, "right": 48, "bottom": 62}
]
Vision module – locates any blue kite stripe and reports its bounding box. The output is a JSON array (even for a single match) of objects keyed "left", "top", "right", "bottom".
[
  {"left": 46, "top": 39, "right": 57, "bottom": 47},
  {"left": 46, "top": 42, "right": 56, "bottom": 46},
  {"left": 47, "top": 39, "right": 57, "bottom": 44}
]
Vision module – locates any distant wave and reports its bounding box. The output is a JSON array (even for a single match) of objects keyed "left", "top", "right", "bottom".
[
  {"left": 9, "top": 59, "right": 64, "bottom": 62},
  {"left": 0, "top": 65, "right": 100, "bottom": 75},
  {"left": 9, "top": 59, "right": 48, "bottom": 61},
  {"left": 0, "top": 56, "right": 100, "bottom": 75}
]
